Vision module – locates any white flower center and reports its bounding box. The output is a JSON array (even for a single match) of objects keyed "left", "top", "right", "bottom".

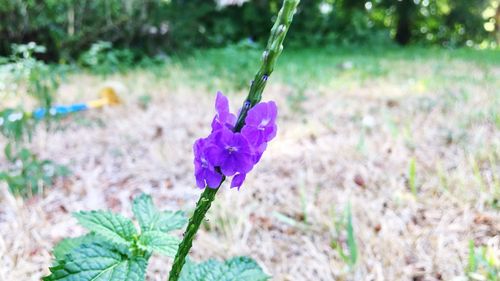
[
  {"left": 259, "top": 118, "right": 270, "bottom": 129},
  {"left": 225, "top": 145, "right": 238, "bottom": 153}
]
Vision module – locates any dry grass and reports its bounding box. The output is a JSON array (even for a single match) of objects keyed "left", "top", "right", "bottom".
[{"left": 0, "top": 53, "right": 499, "bottom": 281}]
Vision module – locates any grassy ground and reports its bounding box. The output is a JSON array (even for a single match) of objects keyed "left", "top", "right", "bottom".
[{"left": 0, "top": 46, "right": 499, "bottom": 280}]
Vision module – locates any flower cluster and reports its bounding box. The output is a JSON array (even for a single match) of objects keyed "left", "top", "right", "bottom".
[{"left": 194, "top": 92, "right": 277, "bottom": 189}]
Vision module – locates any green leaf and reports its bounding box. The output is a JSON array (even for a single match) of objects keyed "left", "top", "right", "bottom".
[
  {"left": 132, "top": 194, "right": 157, "bottom": 232},
  {"left": 179, "top": 259, "right": 223, "bottom": 281},
  {"left": 223, "top": 257, "right": 270, "bottom": 281},
  {"left": 73, "top": 211, "right": 137, "bottom": 247},
  {"left": 44, "top": 243, "right": 147, "bottom": 281},
  {"left": 179, "top": 256, "right": 270, "bottom": 281},
  {"left": 132, "top": 193, "right": 187, "bottom": 232},
  {"left": 4, "top": 143, "right": 13, "bottom": 161},
  {"left": 138, "top": 231, "right": 180, "bottom": 257},
  {"left": 53, "top": 234, "right": 104, "bottom": 261},
  {"left": 155, "top": 210, "right": 187, "bottom": 232}
]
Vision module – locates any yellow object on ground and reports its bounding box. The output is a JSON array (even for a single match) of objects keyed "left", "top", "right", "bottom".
[{"left": 88, "top": 85, "right": 122, "bottom": 108}]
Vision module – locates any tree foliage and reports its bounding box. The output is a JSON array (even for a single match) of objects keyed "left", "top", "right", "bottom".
[{"left": 0, "top": 0, "right": 497, "bottom": 61}]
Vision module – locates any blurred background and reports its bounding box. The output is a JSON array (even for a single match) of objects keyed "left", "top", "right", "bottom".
[
  {"left": 1, "top": 0, "right": 499, "bottom": 61},
  {"left": 0, "top": 1, "right": 499, "bottom": 281}
]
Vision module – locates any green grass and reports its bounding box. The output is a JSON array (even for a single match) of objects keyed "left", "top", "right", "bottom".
[
  {"left": 331, "top": 203, "right": 358, "bottom": 270},
  {"left": 408, "top": 158, "right": 417, "bottom": 197},
  {"left": 131, "top": 44, "right": 497, "bottom": 97},
  {"left": 467, "top": 240, "right": 499, "bottom": 281},
  {"left": 61, "top": 44, "right": 499, "bottom": 95}
]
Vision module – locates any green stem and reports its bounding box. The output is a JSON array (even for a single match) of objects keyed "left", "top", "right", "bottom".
[
  {"left": 167, "top": 1, "right": 300, "bottom": 280},
  {"left": 167, "top": 184, "right": 221, "bottom": 280},
  {"left": 234, "top": 0, "right": 299, "bottom": 131}
]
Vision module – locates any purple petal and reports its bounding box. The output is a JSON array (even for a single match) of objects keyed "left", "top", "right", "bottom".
[
  {"left": 221, "top": 155, "right": 238, "bottom": 176},
  {"left": 264, "top": 123, "right": 277, "bottom": 142},
  {"left": 245, "top": 101, "right": 277, "bottom": 126},
  {"left": 267, "top": 101, "right": 278, "bottom": 123},
  {"left": 245, "top": 102, "right": 267, "bottom": 126},
  {"left": 253, "top": 142, "right": 267, "bottom": 163},
  {"left": 205, "top": 169, "right": 223, "bottom": 189},
  {"left": 231, "top": 173, "right": 247, "bottom": 189},
  {"left": 211, "top": 116, "right": 223, "bottom": 131},
  {"left": 241, "top": 126, "right": 262, "bottom": 146},
  {"left": 233, "top": 132, "right": 251, "bottom": 150},
  {"left": 193, "top": 138, "right": 205, "bottom": 160},
  {"left": 215, "top": 91, "right": 229, "bottom": 114},
  {"left": 212, "top": 92, "right": 236, "bottom": 131},
  {"left": 241, "top": 101, "right": 279, "bottom": 146},
  {"left": 233, "top": 153, "right": 254, "bottom": 173},
  {"left": 217, "top": 127, "right": 233, "bottom": 146},
  {"left": 205, "top": 144, "right": 224, "bottom": 167},
  {"left": 195, "top": 170, "right": 206, "bottom": 188},
  {"left": 226, "top": 113, "right": 237, "bottom": 127}
]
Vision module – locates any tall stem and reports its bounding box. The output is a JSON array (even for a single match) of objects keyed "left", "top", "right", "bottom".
[
  {"left": 168, "top": 1, "right": 299, "bottom": 280},
  {"left": 167, "top": 185, "right": 220, "bottom": 280},
  {"left": 234, "top": 0, "right": 299, "bottom": 131}
]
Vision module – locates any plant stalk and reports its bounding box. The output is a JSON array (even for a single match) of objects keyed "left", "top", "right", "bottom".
[
  {"left": 167, "top": 184, "right": 221, "bottom": 280},
  {"left": 234, "top": 0, "right": 299, "bottom": 131},
  {"left": 168, "top": 1, "right": 300, "bottom": 280}
]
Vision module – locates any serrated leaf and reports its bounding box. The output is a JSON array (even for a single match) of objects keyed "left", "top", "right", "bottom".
[
  {"left": 53, "top": 233, "right": 104, "bottom": 261},
  {"left": 74, "top": 211, "right": 137, "bottom": 247},
  {"left": 44, "top": 243, "right": 147, "bottom": 281},
  {"left": 179, "top": 256, "right": 270, "bottom": 281},
  {"left": 138, "top": 231, "right": 180, "bottom": 257},
  {"left": 179, "top": 259, "right": 224, "bottom": 281},
  {"left": 155, "top": 210, "right": 187, "bottom": 232},
  {"left": 223, "top": 257, "right": 270, "bottom": 281},
  {"left": 132, "top": 194, "right": 157, "bottom": 232},
  {"left": 132, "top": 193, "right": 187, "bottom": 232}
]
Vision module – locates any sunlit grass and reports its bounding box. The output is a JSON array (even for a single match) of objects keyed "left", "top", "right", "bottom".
[{"left": 153, "top": 45, "right": 500, "bottom": 92}]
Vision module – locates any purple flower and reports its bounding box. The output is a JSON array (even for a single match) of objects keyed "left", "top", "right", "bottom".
[
  {"left": 205, "top": 127, "right": 254, "bottom": 176},
  {"left": 241, "top": 101, "right": 278, "bottom": 146},
  {"left": 193, "top": 138, "right": 223, "bottom": 189},
  {"left": 193, "top": 91, "right": 278, "bottom": 190},
  {"left": 211, "top": 91, "right": 236, "bottom": 131}
]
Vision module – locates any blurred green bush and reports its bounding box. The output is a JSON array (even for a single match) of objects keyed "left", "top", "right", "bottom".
[{"left": 0, "top": 0, "right": 497, "bottom": 62}]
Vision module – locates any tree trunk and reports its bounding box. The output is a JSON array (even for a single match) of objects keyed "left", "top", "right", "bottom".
[{"left": 395, "top": 0, "right": 413, "bottom": 45}]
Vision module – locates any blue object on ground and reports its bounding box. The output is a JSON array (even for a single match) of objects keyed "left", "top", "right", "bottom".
[{"left": 32, "top": 103, "right": 89, "bottom": 120}]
